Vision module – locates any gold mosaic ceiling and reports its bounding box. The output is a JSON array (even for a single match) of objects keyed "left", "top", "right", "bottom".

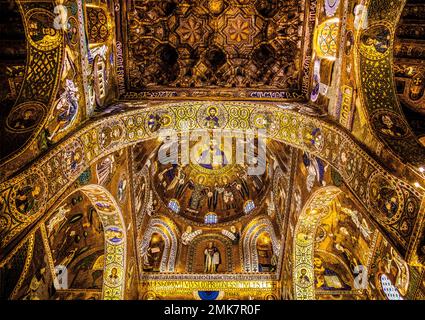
[
  {"left": 150, "top": 139, "right": 274, "bottom": 225},
  {"left": 120, "top": 0, "right": 315, "bottom": 100},
  {"left": 131, "top": 136, "right": 294, "bottom": 226}
]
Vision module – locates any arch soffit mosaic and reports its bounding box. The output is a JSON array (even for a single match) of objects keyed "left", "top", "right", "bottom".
[
  {"left": 0, "top": 0, "right": 107, "bottom": 180},
  {"left": 293, "top": 186, "right": 342, "bottom": 300},
  {"left": 71, "top": 185, "right": 127, "bottom": 300},
  {"left": 355, "top": 0, "right": 425, "bottom": 166},
  {"left": 0, "top": 184, "right": 127, "bottom": 300},
  {"left": 1, "top": 0, "right": 65, "bottom": 167},
  {"left": 4, "top": 0, "right": 425, "bottom": 178},
  {"left": 293, "top": 186, "right": 412, "bottom": 300},
  {"left": 0, "top": 102, "right": 423, "bottom": 265},
  {"left": 139, "top": 217, "right": 179, "bottom": 273}
]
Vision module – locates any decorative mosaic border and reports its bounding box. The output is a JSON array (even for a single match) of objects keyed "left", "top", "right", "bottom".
[{"left": 0, "top": 101, "right": 422, "bottom": 264}]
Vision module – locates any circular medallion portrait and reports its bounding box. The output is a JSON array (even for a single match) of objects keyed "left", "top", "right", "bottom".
[
  {"left": 145, "top": 110, "right": 173, "bottom": 133},
  {"left": 63, "top": 139, "right": 85, "bottom": 177},
  {"left": 371, "top": 111, "right": 409, "bottom": 139},
  {"left": 26, "top": 9, "right": 62, "bottom": 51},
  {"left": 11, "top": 172, "right": 46, "bottom": 218},
  {"left": 359, "top": 24, "right": 392, "bottom": 60},
  {"left": 197, "top": 104, "right": 228, "bottom": 130},
  {"left": 104, "top": 263, "right": 123, "bottom": 287},
  {"left": 367, "top": 173, "right": 403, "bottom": 222},
  {"left": 66, "top": 16, "right": 79, "bottom": 47},
  {"left": 303, "top": 125, "right": 324, "bottom": 152},
  {"left": 6, "top": 102, "right": 46, "bottom": 133},
  {"left": 100, "top": 123, "right": 123, "bottom": 150},
  {"left": 339, "top": 143, "right": 356, "bottom": 182}
]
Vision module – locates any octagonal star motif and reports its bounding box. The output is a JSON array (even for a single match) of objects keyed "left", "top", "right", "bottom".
[
  {"left": 176, "top": 15, "right": 205, "bottom": 48},
  {"left": 222, "top": 13, "right": 258, "bottom": 49}
]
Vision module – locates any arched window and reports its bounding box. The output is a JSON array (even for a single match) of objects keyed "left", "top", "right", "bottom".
[
  {"left": 204, "top": 212, "right": 218, "bottom": 224},
  {"left": 244, "top": 200, "right": 255, "bottom": 214},
  {"left": 168, "top": 199, "right": 180, "bottom": 213},
  {"left": 380, "top": 274, "right": 403, "bottom": 300}
]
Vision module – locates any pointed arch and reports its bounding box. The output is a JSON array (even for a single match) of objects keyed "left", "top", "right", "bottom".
[
  {"left": 186, "top": 233, "right": 233, "bottom": 273},
  {"left": 241, "top": 217, "right": 280, "bottom": 272},
  {"left": 139, "top": 217, "right": 179, "bottom": 272},
  {"left": 41, "top": 184, "right": 127, "bottom": 300},
  {"left": 293, "top": 186, "right": 341, "bottom": 299},
  {"left": 1, "top": 101, "right": 423, "bottom": 265},
  {"left": 78, "top": 184, "right": 127, "bottom": 299}
]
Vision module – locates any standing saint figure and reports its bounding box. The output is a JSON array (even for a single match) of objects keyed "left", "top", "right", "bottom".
[
  {"left": 212, "top": 247, "right": 220, "bottom": 272},
  {"left": 204, "top": 242, "right": 220, "bottom": 273}
]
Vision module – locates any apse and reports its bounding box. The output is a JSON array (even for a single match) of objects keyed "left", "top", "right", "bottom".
[{"left": 132, "top": 138, "right": 291, "bottom": 281}]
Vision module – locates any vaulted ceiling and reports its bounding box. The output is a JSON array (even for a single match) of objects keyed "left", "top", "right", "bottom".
[{"left": 119, "top": 0, "right": 314, "bottom": 100}]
